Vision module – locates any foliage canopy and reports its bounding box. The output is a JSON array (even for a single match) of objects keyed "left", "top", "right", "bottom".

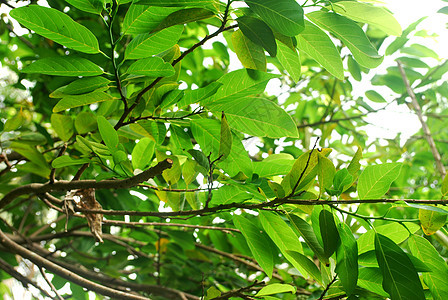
[{"left": 0, "top": 0, "right": 448, "bottom": 299}]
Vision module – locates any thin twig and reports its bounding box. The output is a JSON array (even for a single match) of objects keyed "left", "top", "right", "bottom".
[
  {"left": 49, "top": 143, "right": 67, "bottom": 184},
  {"left": 397, "top": 61, "right": 446, "bottom": 177},
  {"left": 0, "top": 257, "right": 53, "bottom": 298},
  {"left": 56, "top": 198, "right": 448, "bottom": 218},
  {"left": 289, "top": 138, "right": 320, "bottom": 196},
  {"left": 39, "top": 266, "right": 64, "bottom": 300},
  {"left": 318, "top": 274, "right": 338, "bottom": 300}
]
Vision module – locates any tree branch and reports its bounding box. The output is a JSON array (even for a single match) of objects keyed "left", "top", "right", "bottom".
[
  {"left": 0, "top": 229, "right": 151, "bottom": 300},
  {"left": 397, "top": 61, "right": 446, "bottom": 177},
  {"left": 7, "top": 233, "right": 200, "bottom": 300},
  {"left": 54, "top": 198, "right": 448, "bottom": 218},
  {"left": 0, "top": 158, "right": 173, "bottom": 210},
  {"left": 0, "top": 257, "right": 53, "bottom": 298}
]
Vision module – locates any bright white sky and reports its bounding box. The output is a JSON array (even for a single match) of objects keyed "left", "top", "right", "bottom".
[{"left": 357, "top": 0, "right": 448, "bottom": 142}]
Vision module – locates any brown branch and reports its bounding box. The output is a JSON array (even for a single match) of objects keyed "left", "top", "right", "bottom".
[
  {"left": 8, "top": 234, "right": 200, "bottom": 300},
  {"left": 122, "top": 108, "right": 205, "bottom": 126},
  {"left": 68, "top": 198, "right": 448, "bottom": 218},
  {"left": 138, "top": 184, "right": 209, "bottom": 192},
  {"left": 297, "top": 104, "right": 390, "bottom": 129},
  {"left": 104, "top": 219, "right": 240, "bottom": 233},
  {"left": 0, "top": 257, "right": 53, "bottom": 298},
  {"left": 0, "top": 158, "right": 173, "bottom": 210},
  {"left": 397, "top": 61, "right": 446, "bottom": 177},
  {"left": 212, "top": 280, "right": 265, "bottom": 300},
  {"left": 49, "top": 143, "right": 67, "bottom": 184},
  {"left": 318, "top": 274, "right": 338, "bottom": 300},
  {"left": 39, "top": 266, "right": 64, "bottom": 300},
  {"left": 0, "top": 229, "right": 150, "bottom": 300}
]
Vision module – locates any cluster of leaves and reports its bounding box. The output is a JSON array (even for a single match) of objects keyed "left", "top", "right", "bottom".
[{"left": 0, "top": 0, "right": 447, "bottom": 299}]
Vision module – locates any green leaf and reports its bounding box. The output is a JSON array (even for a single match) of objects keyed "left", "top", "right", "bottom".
[
  {"left": 134, "top": 0, "right": 213, "bottom": 7},
  {"left": 358, "top": 222, "right": 420, "bottom": 254},
  {"left": 333, "top": 168, "right": 353, "bottom": 193},
  {"left": 22, "top": 57, "right": 103, "bottom": 77},
  {"left": 288, "top": 214, "right": 327, "bottom": 265},
  {"left": 255, "top": 283, "right": 296, "bottom": 296},
  {"left": 65, "top": 0, "right": 104, "bottom": 14},
  {"left": 187, "top": 149, "right": 209, "bottom": 171},
  {"left": 10, "top": 5, "right": 99, "bottom": 53},
  {"left": 157, "top": 152, "right": 181, "bottom": 186},
  {"left": 317, "top": 153, "right": 336, "bottom": 191},
  {"left": 335, "top": 222, "right": 358, "bottom": 295},
  {"left": 122, "top": 5, "right": 180, "bottom": 36},
  {"left": 51, "top": 114, "right": 74, "bottom": 142},
  {"left": 182, "top": 159, "right": 198, "bottom": 185},
  {"left": 409, "top": 235, "right": 448, "bottom": 300},
  {"left": 204, "top": 69, "right": 279, "bottom": 105},
  {"left": 75, "top": 112, "right": 98, "bottom": 134},
  {"left": 375, "top": 233, "right": 425, "bottom": 300},
  {"left": 365, "top": 90, "right": 386, "bottom": 103},
  {"left": 234, "top": 215, "right": 274, "bottom": 278},
  {"left": 244, "top": 0, "right": 304, "bottom": 37},
  {"left": 347, "top": 55, "right": 361, "bottom": 81},
  {"left": 126, "top": 57, "right": 175, "bottom": 77},
  {"left": 386, "top": 17, "right": 426, "bottom": 55},
  {"left": 358, "top": 268, "right": 389, "bottom": 297},
  {"left": 276, "top": 41, "right": 301, "bottom": 82},
  {"left": 231, "top": 29, "right": 267, "bottom": 72},
  {"left": 11, "top": 142, "right": 49, "bottom": 171},
  {"left": 13, "top": 133, "right": 47, "bottom": 146},
  {"left": 307, "top": 11, "right": 383, "bottom": 68},
  {"left": 358, "top": 163, "right": 402, "bottom": 199},
  {"left": 401, "top": 44, "right": 439, "bottom": 59},
  {"left": 319, "top": 209, "right": 340, "bottom": 259},
  {"left": 281, "top": 149, "right": 323, "bottom": 195},
  {"left": 286, "top": 250, "right": 322, "bottom": 284},
  {"left": 170, "top": 125, "right": 193, "bottom": 151},
  {"left": 219, "top": 112, "right": 232, "bottom": 161},
  {"left": 442, "top": 173, "right": 448, "bottom": 197},
  {"left": 253, "top": 154, "right": 294, "bottom": 178},
  {"left": 346, "top": 146, "right": 362, "bottom": 186},
  {"left": 160, "top": 90, "right": 184, "bottom": 109},
  {"left": 212, "top": 185, "right": 253, "bottom": 205},
  {"left": 332, "top": 1, "right": 402, "bottom": 36},
  {"left": 190, "top": 119, "right": 252, "bottom": 178},
  {"left": 125, "top": 25, "right": 184, "bottom": 60},
  {"left": 4, "top": 109, "right": 24, "bottom": 131},
  {"left": 53, "top": 92, "right": 114, "bottom": 113},
  {"left": 152, "top": 8, "right": 214, "bottom": 33},
  {"left": 207, "top": 96, "right": 298, "bottom": 138},
  {"left": 267, "top": 181, "right": 285, "bottom": 198},
  {"left": 52, "top": 77, "right": 110, "bottom": 97},
  {"left": 259, "top": 211, "right": 311, "bottom": 277},
  {"left": 177, "top": 82, "right": 222, "bottom": 108},
  {"left": 419, "top": 209, "right": 447, "bottom": 235},
  {"left": 52, "top": 156, "right": 91, "bottom": 168},
  {"left": 296, "top": 20, "right": 344, "bottom": 80},
  {"left": 237, "top": 16, "right": 277, "bottom": 57},
  {"left": 132, "top": 138, "right": 155, "bottom": 170},
  {"left": 97, "top": 116, "right": 119, "bottom": 152},
  {"left": 205, "top": 287, "right": 221, "bottom": 300}
]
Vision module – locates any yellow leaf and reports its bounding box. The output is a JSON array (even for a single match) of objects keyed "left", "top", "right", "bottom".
[{"left": 419, "top": 209, "right": 447, "bottom": 235}]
